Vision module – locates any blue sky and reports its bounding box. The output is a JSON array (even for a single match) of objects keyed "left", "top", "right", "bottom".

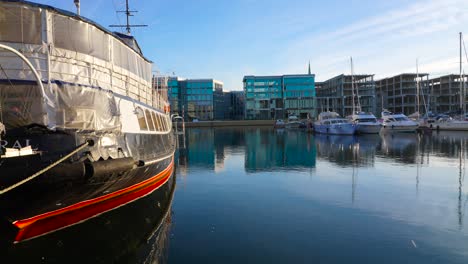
[{"left": 34, "top": 0, "right": 468, "bottom": 90}]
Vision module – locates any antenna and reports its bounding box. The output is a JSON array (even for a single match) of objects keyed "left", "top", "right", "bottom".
[
  {"left": 74, "top": 0, "right": 80, "bottom": 15},
  {"left": 109, "top": 0, "right": 147, "bottom": 35}
]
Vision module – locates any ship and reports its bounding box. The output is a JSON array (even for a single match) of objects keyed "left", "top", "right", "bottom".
[{"left": 0, "top": 0, "right": 175, "bottom": 243}]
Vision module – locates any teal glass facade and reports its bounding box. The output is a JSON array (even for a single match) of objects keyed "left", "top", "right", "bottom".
[
  {"left": 168, "top": 78, "right": 223, "bottom": 121},
  {"left": 243, "top": 74, "right": 316, "bottom": 120}
]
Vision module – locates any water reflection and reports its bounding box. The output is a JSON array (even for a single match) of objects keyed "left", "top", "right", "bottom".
[
  {"left": 244, "top": 129, "right": 316, "bottom": 172},
  {"left": 177, "top": 128, "right": 468, "bottom": 230},
  {"left": 169, "top": 128, "right": 468, "bottom": 263},
  {"left": 179, "top": 128, "right": 468, "bottom": 170},
  {"left": 178, "top": 128, "right": 317, "bottom": 173},
  {"left": 315, "top": 134, "right": 379, "bottom": 167}
]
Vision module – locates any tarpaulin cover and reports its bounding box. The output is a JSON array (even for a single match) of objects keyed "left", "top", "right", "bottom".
[{"left": 0, "top": 2, "right": 156, "bottom": 132}]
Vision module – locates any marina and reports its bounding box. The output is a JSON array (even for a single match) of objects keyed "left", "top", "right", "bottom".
[{"left": 1, "top": 0, "right": 468, "bottom": 263}]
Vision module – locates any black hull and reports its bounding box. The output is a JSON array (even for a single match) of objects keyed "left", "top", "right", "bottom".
[
  {"left": 1, "top": 166, "right": 176, "bottom": 263},
  {"left": 0, "top": 127, "right": 175, "bottom": 242}
]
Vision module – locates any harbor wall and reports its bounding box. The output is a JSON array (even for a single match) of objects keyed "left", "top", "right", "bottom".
[{"left": 184, "top": 120, "right": 274, "bottom": 128}]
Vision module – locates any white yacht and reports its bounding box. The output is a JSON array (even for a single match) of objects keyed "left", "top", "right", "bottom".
[
  {"left": 380, "top": 110, "right": 418, "bottom": 133},
  {"left": 432, "top": 116, "right": 468, "bottom": 131},
  {"left": 285, "top": 115, "right": 303, "bottom": 129},
  {"left": 274, "top": 119, "right": 286, "bottom": 129},
  {"left": 350, "top": 112, "right": 382, "bottom": 134},
  {"left": 314, "top": 112, "right": 355, "bottom": 135}
]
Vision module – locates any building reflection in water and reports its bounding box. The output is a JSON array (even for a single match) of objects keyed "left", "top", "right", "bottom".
[
  {"left": 175, "top": 128, "right": 468, "bottom": 240},
  {"left": 179, "top": 128, "right": 317, "bottom": 173},
  {"left": 244, "top": 128, "right": 316, "bottom": 173},
  {"left": 315, "top": 134, "right": 380, "bottom": 167}
]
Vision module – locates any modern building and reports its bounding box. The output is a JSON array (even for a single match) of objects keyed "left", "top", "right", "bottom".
[
  {"left": 428, "top": 74, "right": 468, "bottom": 114},
  {"left": 316, "top": 74, "right": 376, "bottom": 116},
  {"left": 221, "top": 91, "right": 245, "bottom": 120},
  {"left": 167, "top": 77, "right": 224, "bottom": 121},
  {"left": 375, "top": 73, "right": 429, "bottom": 116},
  {"left": 243, "top": 74, "right": 316, "bottom": 120}
]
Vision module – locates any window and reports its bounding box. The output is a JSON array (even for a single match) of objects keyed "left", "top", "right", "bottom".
[
  {"left": 151, "top": 112, "right": 160, "bottom": 131},
  {"left": 159, "top": 115, "right": 166, "bottom": 131},
  {"left": 135, "top": 107, "right": 148, "bottom": 130},
  {"left": 145, "top": 110, "right": 155, "bottom": 131}
]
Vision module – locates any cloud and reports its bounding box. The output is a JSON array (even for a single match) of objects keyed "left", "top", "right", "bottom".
[{"left": 281, "top": 0, "right": 468, "bottom": 82}]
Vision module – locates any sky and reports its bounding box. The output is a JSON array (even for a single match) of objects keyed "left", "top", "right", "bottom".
[{"left": 33, "top": 0, "right": 468, "bottom": 90}]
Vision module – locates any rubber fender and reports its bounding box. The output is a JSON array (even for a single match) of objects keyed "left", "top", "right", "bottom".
[
  {"left": 86, "top": 157, "right": 135, "bottom": 178},
  {"left": 45, "top": 162, "right": 87, "bottom": 183}
]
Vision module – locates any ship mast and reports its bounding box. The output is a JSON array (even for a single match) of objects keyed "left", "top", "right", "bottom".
[{"left": 109, "top": 0, "right": 147, "bottom": 35}]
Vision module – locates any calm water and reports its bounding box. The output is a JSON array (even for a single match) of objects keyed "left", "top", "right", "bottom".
[
  {"left": 169, "top": 128, "right": 468, "bottom": 264},
  {"left": 2, "top": 127, "right": 468, "bottom": 263}
]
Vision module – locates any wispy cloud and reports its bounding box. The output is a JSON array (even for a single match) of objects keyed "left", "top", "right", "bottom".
[{"left": 282, "top": 0, "right": 468, "bottom": 81}]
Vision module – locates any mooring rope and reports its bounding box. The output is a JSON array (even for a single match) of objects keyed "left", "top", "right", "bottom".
[{"left": 0, "top": 140, "right": 91, "bottom": 195}]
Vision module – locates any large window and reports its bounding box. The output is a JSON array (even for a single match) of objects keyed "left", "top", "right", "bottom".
[
  {"left": 145, "top": 109, "right": 155, "bottom": 131},
  {"left": 135, "top": 107, "right": 148, "bottom": 130},
  {"left": 151, "top": 112, "right": 160, "bottom": 131}
]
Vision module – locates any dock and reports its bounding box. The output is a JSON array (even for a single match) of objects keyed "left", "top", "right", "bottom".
[{"left": 184, "top": 120, "right": 274, "bottom": 128}]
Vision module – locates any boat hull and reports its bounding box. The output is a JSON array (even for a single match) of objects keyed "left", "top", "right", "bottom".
[
  {"left": 381, "top": 124, "right": 418, "bottom": 133},
  {"left": 432, "top": 121, "right": 468, "bottom": 131},
  {"left": 285, "top": 121, "right": 304, "bottom": 129},
  {"left": 1, "top": 165, "right": 176, "bottom": 263},
  {"left": 355, "top": 124, "right": 382, "bottom": 134},
  {"left": 314, "top": 124, "right": 355, "bottom": 135},
  {"left": 0, "top": 154, "right": 174, "bottom": 243}
]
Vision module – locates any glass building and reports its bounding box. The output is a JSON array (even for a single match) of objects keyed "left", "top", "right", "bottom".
[
  {"left": 243, "top": 74, "right": 316, "bottom": 120},
  {"left": 167, "top": 77, "right": 224, "bottom": 121}
]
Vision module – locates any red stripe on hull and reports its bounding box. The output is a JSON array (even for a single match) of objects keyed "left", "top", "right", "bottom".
[{"left": 13, "top": 157, "right": 174, "bottom": 242}]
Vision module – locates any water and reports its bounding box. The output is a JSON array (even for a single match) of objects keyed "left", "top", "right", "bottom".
[
  {"left": 2, "top": 127, "right": 468, "bottom": 263},
  {"left": 169, "top": 128, "right": 468, "bottom": 264}
]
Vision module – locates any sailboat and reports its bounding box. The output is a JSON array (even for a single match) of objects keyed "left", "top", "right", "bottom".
[
  {"left": 432, "top": 32, "right": 468, "bottom": 131},
  {"left": 409, "top": 59, "right": 434, "bottom": 131},
  {"left": 347, "top": 57, "right": 382, "bottom": 134}
]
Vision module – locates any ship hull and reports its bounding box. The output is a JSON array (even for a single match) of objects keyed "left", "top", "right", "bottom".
[
  {"left": 1, "top": 164, "right": 176, "bottom": 263},
  {"left": 0, "top": 154, "right": 174, "bottom": 243},
  {"left": 0, "top": 129, "right": 175, "bottom": 243}
]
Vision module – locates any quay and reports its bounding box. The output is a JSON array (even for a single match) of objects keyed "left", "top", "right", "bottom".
[{"left": 184, "top": 120, "right": 274, "bottom": 128}]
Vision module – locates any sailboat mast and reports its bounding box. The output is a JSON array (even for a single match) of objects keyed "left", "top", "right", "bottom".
[
  {"left": 351, "top": 57, "right": 355, "bottom": 114},
  {"left": 460, "top": 32, "right": 463, "bottom": 112},
  {"left": 416, "top": 59, "right": 420, "bottom": 116}
]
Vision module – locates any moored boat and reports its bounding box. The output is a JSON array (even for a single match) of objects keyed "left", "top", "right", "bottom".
[
  {"left": 349, "top": 112, "right": 382, "bottom": 134},
  {"left": 380, "top": 110, "right": 418, "bottom": 133},
  {"left": 274, "top": 119, "right": 286, "bottom": 129},
  {"left": 314, "top": 111, "right": 355, "bottom": 135},
  {"left": 285, "top": 115, "right": 304, "bottom": 129},
  {"left": 432, "top": 116, "right": 468, "bottom": 131},
  {"left": 0, "top": 0, "right": 175, "bottom": 243}
]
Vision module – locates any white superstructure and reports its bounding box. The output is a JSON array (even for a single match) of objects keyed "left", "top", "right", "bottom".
[
  {"left": 314, "top": 111, "right": 355, "bottom": 135},
  {"left": 380, "top": 110, "right": 418, "bottom": 133}
]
